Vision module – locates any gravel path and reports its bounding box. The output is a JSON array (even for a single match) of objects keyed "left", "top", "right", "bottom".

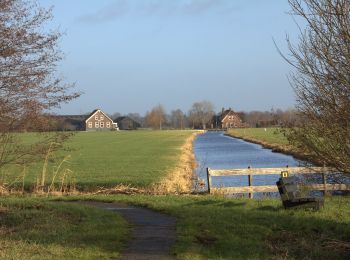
[{"left": 80, "top": 201, "right": 176, "bottom": 260}]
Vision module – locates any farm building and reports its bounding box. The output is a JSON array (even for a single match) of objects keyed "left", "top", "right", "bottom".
[
  {"left": 85, "top": 109, "right": 115, "bottom": 131},
  {"left": 115, "top": 116, "right": 141, "bottom": 130},
  {"left": 220, "top": 108, "right": 243, "bottom": 129},
  {"left": 51, "top": 115, "right": 86, "bottom": 131},
  {"left": 50, "top": 109, "right": 117, "bottom": 131}
]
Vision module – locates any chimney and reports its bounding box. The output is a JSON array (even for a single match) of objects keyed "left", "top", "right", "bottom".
[{"left": 221, "top": 107, "right": 224, "bottom": 115}]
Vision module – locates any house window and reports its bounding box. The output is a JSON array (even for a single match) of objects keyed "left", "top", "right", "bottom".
[
  {"left": 106, "top": 122, "right": 110, "bottom": 128},
  {"left": 95, "top": 115, "right": 99, "bottom": 120},
  {"left": 95, "top": 122, "right": 99, "bottom": 128},
  {"left": 88, "top": 122, "right": 92, "bottom": 128},
  {"left": 100, "top": 122, "right": 104, "bottom": 128},
  {"left": 100, "top": 115, "right": 104, "bottom": 120}
]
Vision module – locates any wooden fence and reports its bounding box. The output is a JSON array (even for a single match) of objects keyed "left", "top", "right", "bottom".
[{"left": 206, "top": 166, "right": 350, "bottom": 198}]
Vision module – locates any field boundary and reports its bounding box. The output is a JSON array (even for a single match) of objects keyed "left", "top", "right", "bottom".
[
  {"left": 207, "top": 166, "right": 350, "bottom": 198},
  {"left": 152, "top": 131, "right": 203, "bottom": 194}
]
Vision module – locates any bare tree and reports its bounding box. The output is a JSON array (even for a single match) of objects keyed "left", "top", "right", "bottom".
[
  {"left": 0, "top": 0, "right": 80, "bottom": 169},
  {"left": 145, "top": 105, "right": 166, "bottom": 130},
  {"left": 170, "top": 109, "right": 185, "bottom": 129},
  {"left": 189, "top": 101, "right": 214, "bottom": 129},
  {"left": 283, "top": 0, "right": 350, "bottom": 173}
]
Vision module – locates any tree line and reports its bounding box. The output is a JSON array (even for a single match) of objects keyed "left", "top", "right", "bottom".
[{"left": 107, "top": 102, "right": 299, "bottom": 130}]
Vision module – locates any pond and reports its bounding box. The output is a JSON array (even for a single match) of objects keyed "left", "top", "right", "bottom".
[{"left": 193, "top": 131, "right": 348, "bottom": 197}]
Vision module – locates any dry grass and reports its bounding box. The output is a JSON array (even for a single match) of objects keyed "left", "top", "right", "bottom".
[
  {"left": 0, "top": 146, "right": 77, "bottom": 196},
  {"left": 151, "top": 131, "right": 202, "bottom": 194}
]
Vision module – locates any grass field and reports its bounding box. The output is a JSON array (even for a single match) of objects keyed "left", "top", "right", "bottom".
[
  {"left": 2, "top": 129, "right": 350, "bottom": 259},
  {"left": 58, "top": 194, "right": 350, "bottom": 259},
  {"left": 3, "top": 194, "right": 349, "bottom": 259},
  {"left": 2, "top": 130, "right": 195, "bottom": 191},
  {"left": 0, "top": 197, "right": 129, "bottom": 259},
  {"left": 227, "top": 128, "right": 289, "bottom": 145}
]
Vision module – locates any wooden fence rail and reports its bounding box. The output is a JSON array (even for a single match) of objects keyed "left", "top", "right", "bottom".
[{"left": 206, "top": 166, "right": 350, "bottom": 198}]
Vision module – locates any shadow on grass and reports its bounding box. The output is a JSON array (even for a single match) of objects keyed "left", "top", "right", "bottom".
[
  {"left": 256, "top": 205, "right": 280, "bottom": 211},
  {"left": 0, "top": 198, "right": 128, "bottom": 258},
  {"left": 163, "top": 197, "right": 350, "bottom": 259}
]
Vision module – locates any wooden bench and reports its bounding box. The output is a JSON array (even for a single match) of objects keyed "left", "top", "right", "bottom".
[{"left": 276, "top": 174, "right": 324, "bottom": 210}]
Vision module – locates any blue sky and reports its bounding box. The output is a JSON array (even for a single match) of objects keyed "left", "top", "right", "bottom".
[{"left": 38, "top": 0, "right": 301, "bottom": 115}]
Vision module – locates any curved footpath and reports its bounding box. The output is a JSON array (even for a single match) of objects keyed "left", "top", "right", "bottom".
[{"left": 78, "top": 201, "right": 176, "bottom": 260}]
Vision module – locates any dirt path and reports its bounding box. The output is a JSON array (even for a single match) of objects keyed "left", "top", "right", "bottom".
[{"left": 80, "top": 201, "right": 176, "bottom": 260}]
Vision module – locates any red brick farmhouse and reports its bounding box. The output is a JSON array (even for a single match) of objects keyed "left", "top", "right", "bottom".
[{"left": 85, "top": 109, "right": 115, "bottom": 131}]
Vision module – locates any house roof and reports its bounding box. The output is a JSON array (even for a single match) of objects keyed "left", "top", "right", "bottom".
[
  {"left": 220, "top": 109, "right": 241, "bottom": 122},
  {"left": 84, "top": 109, "right": 113, "bottom": 123},
  {"left": 52, "top": 115, "right": 87, "bottom": 121},
  {"left": 115, "top": 116, "right": 141, "bottom": 125}
]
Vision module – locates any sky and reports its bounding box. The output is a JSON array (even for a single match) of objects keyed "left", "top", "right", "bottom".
[{"left": 38, "top": 0, "right": 302, "bottom": 115}]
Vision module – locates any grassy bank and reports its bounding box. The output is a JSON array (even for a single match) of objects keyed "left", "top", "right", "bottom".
[
  {"left": 226, "top": 128, "right": 312, "bottom": 162},
  {"left": 58, "top": 194, "right": 350, "bottom": 259},
  {"left": 0, "top": 197, "right": 129, "bottom": 259},
  {"left": 2, "top": 130, "right": 196, "bottom": 192}
]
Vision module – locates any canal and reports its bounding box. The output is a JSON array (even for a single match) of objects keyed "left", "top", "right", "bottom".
[{"left": 194, "top": 131, "right": 305, "bottom": 197}]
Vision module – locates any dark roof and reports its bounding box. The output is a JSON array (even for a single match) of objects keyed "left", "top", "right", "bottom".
[
  {"left": 115, "top": 116, "right": 139, "bottom": 123},
  {"left": 51, "top": 115, "right": 87, "bottom": 121},
  {"left": 51, "top": 109, "right": 101, "bottom": 122},
  {"left": 221, "top": 109, "right": 236, "bottom": 117},
  {"left": 115, "top": 116, "right": 127, "bottom": 122}
]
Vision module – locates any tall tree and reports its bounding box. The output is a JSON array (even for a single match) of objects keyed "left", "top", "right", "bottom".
[
  {"left": 170, "top": 109, "right": 185, "bottom": 129},
  {"left": 283, "top": 0, "right": 350, "bottom": 173},
  {"left": 189, "top": 101, "right": 214, "bottom": 129},
  {"left": 0, "top": 0, "right": 80, "bottom": 168},
  {"left": 145, "top": 105, "right": 166, "bottom": 130}
]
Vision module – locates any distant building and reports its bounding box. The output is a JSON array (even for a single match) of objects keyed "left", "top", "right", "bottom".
[
  {"left": 220, "top": 108, "right": 243, "bottom": 129},
  {"left": 50, "top": 114, "right": 86, "bottom": 131},
  {"left": 85, "top": 109, "right": 115, "bottom": 131},
  {"left": 115, "top": 116, "right": 141, "bottom": 130},
  {"left": 50, "top": 109, "right": 117, "bottom": 131}
]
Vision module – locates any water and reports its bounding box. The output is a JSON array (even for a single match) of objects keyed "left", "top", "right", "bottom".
[{"left": 193, "top": 131, "right": 307, "bottom": 197}]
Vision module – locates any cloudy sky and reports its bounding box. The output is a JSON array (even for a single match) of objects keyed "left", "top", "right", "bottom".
[{"left": 38, "top": 0, "right": 302, "bottom": 115}]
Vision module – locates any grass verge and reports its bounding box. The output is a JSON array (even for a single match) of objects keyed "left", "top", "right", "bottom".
[
  {"left": 226, "top": 128, "right": 313, "bottom": 163},
  {"left": 0, "top": 196, "right": 129, "bottom": 259},
  {"left": 58, "top": 194, "right": 350, "bottom": 260}
]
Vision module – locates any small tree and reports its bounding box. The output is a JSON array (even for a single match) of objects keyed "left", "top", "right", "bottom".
[
  {"left": 284, "top": 0, "right": 350, "bottom": 173},
  {"left": 0, "top": 0, "right": 80, "bottom": 169},
  {"left": 145, "top": 105, "right": 167, "bottom": 130}
]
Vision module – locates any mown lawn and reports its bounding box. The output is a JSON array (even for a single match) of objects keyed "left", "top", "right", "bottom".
[
  {"left": 3, "top": 130, "right": 195, "bottom": 191},
  {"left": 60, "top": 194, "right": 350, "bottom": 260},
  {"left": 228, "top": 128, "right": 289, "bottom": 145},
  {"left": 0, "top": 197, "right": 129, "bottom": 259}
]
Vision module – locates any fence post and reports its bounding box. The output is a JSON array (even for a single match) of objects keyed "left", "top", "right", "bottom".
[
  {"left": 322, "top": 164, "right": 327, "bottom": 195},
  {"left": 248, "top": 166, "right": 253, "bottom": 198},
  {"left": 206, "top": 168, "right": 211, "bottom": 194}
]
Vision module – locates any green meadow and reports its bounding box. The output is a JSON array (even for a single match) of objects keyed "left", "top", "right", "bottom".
[
  {"left": 1, "top": 130, "right": 349, "bottom": 259},
  {"left": 3, "top": 130, "right": 195, "bottom": 191},
  {"left": 98, "top": 194, "right": 349, "bottom": 259},
  {"left": 2, "top": 195, "right": 348, "bottom": 259},
  {"left": 0, "top": 197, "right": 129, "bottom": 259}
]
